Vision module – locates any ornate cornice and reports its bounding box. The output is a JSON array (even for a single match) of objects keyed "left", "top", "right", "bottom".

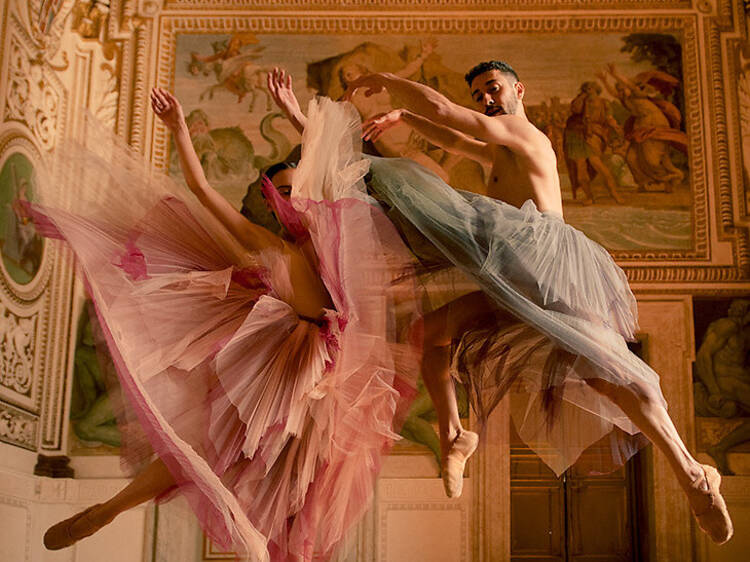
[
  {"left": 165, "top": 0, "right": 693, "bottom": 10},
  {"left": 159, "top": 13, "right": 694, "bottom": 34}
]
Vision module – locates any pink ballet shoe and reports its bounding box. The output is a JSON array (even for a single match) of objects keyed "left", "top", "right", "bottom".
[
  {"left": 442, "top": 430, "right": 479, "bottom": 498},
  {"left": 689, "top": 465, "right": 733, "bottom": 545},
  {"left": 43, "top": 504, "right": 106, "bottom": 550}
]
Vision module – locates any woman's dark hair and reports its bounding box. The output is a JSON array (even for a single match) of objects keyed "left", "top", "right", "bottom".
[{"left": 264, "top": 161, "right": 298, "bottom": 182}]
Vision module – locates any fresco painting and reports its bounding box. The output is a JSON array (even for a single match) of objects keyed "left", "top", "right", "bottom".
[
  {"left": 172, "top": 31, "right": 692, "bottom": 253},
  {"left": 0, "top": 153, "right": 44, "bottom": 285}
]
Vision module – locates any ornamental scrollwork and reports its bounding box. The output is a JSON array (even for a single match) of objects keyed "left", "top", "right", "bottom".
[
  {"left": 0, "top": 407, "right": 36, "bottom": 449},
  {"left": 4, "top": 36, "right": 60, "bottom": 151},
  {"left": 0, "top": 305, "right": 37, "bottom": 397}
]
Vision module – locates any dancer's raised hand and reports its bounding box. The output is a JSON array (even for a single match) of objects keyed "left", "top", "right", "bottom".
[
  {"left": 267, "top": 68, "right": 300, "bottom": 118},
  {"left": 151, "top": 88, "right": 185, "bottom": 132},
  {"left": 267, "top": 67, "right": 306, "bottom": 134},
  {"left": 362, "top": 110, "right": 404, "bottom": 142}
]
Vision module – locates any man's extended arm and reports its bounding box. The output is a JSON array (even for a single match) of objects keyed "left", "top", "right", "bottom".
[
  {"left": 363, "top": 108, "right": 493, "bottom": 165},
  {"left": 346, "top": 72, "right": 532, "bottom": 154}
]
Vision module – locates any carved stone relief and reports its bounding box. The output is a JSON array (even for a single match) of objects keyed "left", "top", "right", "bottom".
[
  {"left": 4, "top": 39, "right": 60, "bottom": 151},
  {"left": 0, "top": 403, "right": 37, "bottom": 450},
  {"left": 70, "top": 1, "right": 111, "bottom": 41},
  {"left": 0, "top": 304, "right": 37, "bottom": 398},
  {"left": 26, "top": 0, "right": 76, "bottom": 62},
  {"left": 0, "top": 291, "right": 48, "bottom": 450},
  {"left": 3, "top": 17, "right": 67, "bottom": 153}
]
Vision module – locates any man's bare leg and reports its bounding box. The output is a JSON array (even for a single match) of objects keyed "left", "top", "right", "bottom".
[
  {"left": 44, "top": 458, "right": 175, "bottom": 550},
  {"left": 586, "top": 377, "right": 733, "bottom": 544},
  {"left": 416, "top": 291, "right": 493, "bottom": 497}
]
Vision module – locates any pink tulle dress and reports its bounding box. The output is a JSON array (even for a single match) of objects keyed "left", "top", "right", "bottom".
[{"left": 27, "top": 98, "right": 422, "bottom": 561}]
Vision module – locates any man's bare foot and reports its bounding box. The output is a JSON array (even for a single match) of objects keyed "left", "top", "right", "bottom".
[
  {"left": 43, "top": 504, "right": 111, "bottom": 550},
  {"left": 442, "top": 430, "right": 479, "bottom": 498},
  {"left": 687, "top": 464, "right": 733, "bottom": 544}
]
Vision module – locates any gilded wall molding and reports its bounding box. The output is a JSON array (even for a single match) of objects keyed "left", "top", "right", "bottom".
[
  {"left": 732, "top": 39, "right": 750, "bottom": 223},
  {"left": 707, "top": 21, "right": 736, "bottom": 238},
  {"left": 734, "top": 47, "right": 749, "bottom": 221},
  {"left": 38, "top": 253, "right": 75, "bottom": 451}
]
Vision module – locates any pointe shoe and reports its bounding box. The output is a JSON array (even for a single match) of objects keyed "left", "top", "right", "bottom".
[
  {"left": 442, "top": 430, "right": 479, "bottom": 498},
  {"left": 689, "top": 465, "right": 734, "bottom": 545},
  {"left": 43, "top": 504, "right": 106, "bottom": 550}
]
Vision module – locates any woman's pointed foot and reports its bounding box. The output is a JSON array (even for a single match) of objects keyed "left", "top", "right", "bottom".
[
  {"left": 442, "top": 430, "right": 479, "bottom": 498},
  {"left": 43, "top": 504, "right": 108, "bottom": 550},
  {"left": 688, "top": 464, "right": 733, "bottom": 545}
]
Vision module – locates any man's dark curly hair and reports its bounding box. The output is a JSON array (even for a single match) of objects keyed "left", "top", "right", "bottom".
[{"left": 464, "top": 61, "right": 519, "bottom": 86}]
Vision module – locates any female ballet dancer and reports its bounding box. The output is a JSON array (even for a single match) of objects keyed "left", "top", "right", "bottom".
[{"left": 35, "top": 85, "right": 422, "bottom": 561}]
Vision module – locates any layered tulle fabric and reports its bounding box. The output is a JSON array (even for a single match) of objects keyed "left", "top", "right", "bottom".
[
  {"left": 29, "top": 100, "right": 421, "bottom": 561},
  {"left": 367, "top": 155, "right": 661, "bottom": 476}
]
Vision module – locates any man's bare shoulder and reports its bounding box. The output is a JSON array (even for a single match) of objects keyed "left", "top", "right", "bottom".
[
  {"left": 496, "top": 115, "right": 551, "bottom": 150},
  {"left": 486, "top": 121, "right": 553, "bottom": 166}
]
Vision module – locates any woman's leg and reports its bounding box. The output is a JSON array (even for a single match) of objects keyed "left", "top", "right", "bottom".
[
  {"left": 44, "top": 458, "right": 175, "bottom": 550},
  {"left": 586, "top": 377, "right": 733, "bottom": 543}
]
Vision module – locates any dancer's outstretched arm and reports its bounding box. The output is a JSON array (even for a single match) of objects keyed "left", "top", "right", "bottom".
[
  {"left": 150, "top": 88, "right": 283, "bottom": 251},
  {"left": 344, "top": 73, "right": 535, "bottom": 154},
  {"left": 362, "top": 109, "right": 493, "bottom": 165},
  {"left": 265, "top": 68, "right": 493, "bottom": 167}
]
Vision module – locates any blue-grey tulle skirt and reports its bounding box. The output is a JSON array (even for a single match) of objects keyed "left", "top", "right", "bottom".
[{"left": 367, "top": 155, "right": 662, "bottom": 475}]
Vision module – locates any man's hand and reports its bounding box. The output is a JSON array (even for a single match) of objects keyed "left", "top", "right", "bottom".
[
  {"left": 362, "top": 109, "right": 404, "bottom": 142},
  {"left": 151, "top": 87, "right": 185, "bottom": 132},
  {"left": 343, "top": 73, "right": 391, "bottom": 101},
  {"left": 267, "top": 67, "right": 302, "bottom": 120}
]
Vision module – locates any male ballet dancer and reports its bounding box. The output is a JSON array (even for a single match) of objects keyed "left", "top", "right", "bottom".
[{"left": 343, "top": 60, "right": 732, "bottom": 544}]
